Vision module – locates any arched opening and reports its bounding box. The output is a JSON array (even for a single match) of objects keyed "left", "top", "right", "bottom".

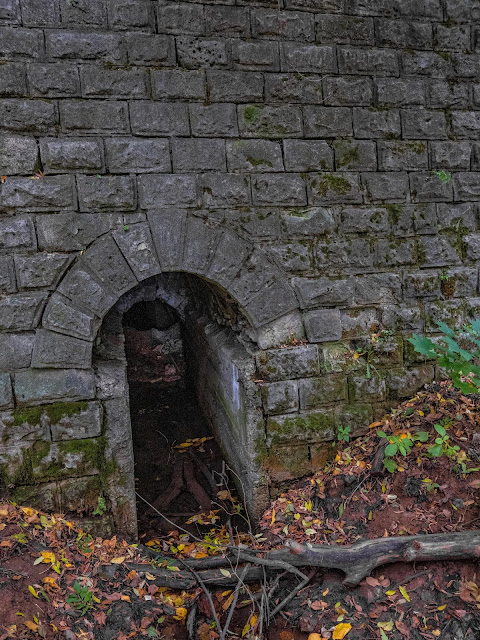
[{"left": 92, "top": 272, "right": 269, "bottom": 539}]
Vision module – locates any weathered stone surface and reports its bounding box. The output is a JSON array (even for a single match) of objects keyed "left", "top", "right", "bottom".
[
  {"left": 77, "top": 175, "right": 135, "bottom": 212},
  {"left": 82, "top": 235, "right": 137, "bottom": 297},
  {"left": 267, "top": 409, "right": 335, "bottom": 444},
  {"left": 60, "top": 100, "right": 129, "bottom": 133},
  {"left": 294, "top": 276, "right": 354, "bottom": 308},
  {"left": 207, "top": 70, "right": 262, "bottom": 102},
  {"left": 265, "top": 73, "right": 323, "bottom": 103},
  {"left": 14, "top": 253, "right": 71, "bottom": 290},
  {"left": 112, "top": 223, "right": 160, "bottom": 281},
  {"left": 14, "top": 369, "right": 95, "bottom": 405},
  {"left": 36, "top": 213, "right": 122, "bottom": 252},
  {"left": 40, "top": 138, "right": 104, "bottom": 173},
  {"left": 0, "top": 333, "right": 33, "bottom": 371},
  {"left": 298, "top": 375, "right": 347, "bottom": 409},
  {"left": 139, "top": 175, "right": 198, "bottom": 208},
  {"left": 256, "top": 344, "right": 319, "bottom": 382},
  {"left": 227, "top": 139, "right": 284, "bottom": 172},
  {"left": 147, "top": 209, "right": 187, "bottom": 271},
  {"left": 387, "top": 365, "right": 435, "bottom": 399},
  {"left": 281, "top": 208, "right": 336, "bottom": 236},
  {"left": 0, "top": 256, "right": 16, "bottom": 293},
  {"left": 349, "top": 374, "right": 386, "bottom": 402},
  {"left": 172, "top": 139, "right": 226, "bottom": 172},
  {"left": 1, "top": 175, "right": 75, "bottom": 211},
  {"left": 238, "top": 104, "right": 302, "bottom": 139},
  {"left": 202, "top": 174, "right": 250, "bottom": 207},
  {"left": 153, "top": 69, "right": 205, "bottom": 100},
  {"left": 0, "top": 217, "right": 35, "bottom": 251},
  {"left": 252, "top": 174, "right": 306, "bottom": 206},
  {"left": 105, "top": 138, "right": 170, "bottom": 174},
  {"left": 303, "top": 308, "right": 342, "bottom": 343},
  {"left": 261, "top": 380, "right": 298, "bottom": 415},
  {"left": 0, "top": 292, "right": 45, "bottom": 331},
  {"left": 0, "top": 135, "right": 38, "bottom": 175},
  {"left": 28, "top": 63, "right": 80, "bottom": 97},
  {"left": 46, "top": 30, "right": 125, "bottom": 63},
  {"left": 43, "top": 293, "right": 100, "bottom": 341},
  {"left": 125, "top": 33, "right": 173, "bottom": 64},
  {"left": 32, "top": 330, "right": 91, "bottom": 369},
  {"left": 284, "top": 139, "right": 333, "bottom": 171},
  {"left": 0, "top": 99, "right": 58, "bottom": 134},
  {"left": 0, "top": 374, "right": 13, "bottom": 408}
]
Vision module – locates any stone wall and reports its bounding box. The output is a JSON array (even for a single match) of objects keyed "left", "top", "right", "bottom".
[{"left": 1, "top": 0, "right": 480, "bottom": 532}]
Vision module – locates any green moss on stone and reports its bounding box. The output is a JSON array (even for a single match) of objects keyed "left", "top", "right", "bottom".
[
  {"left": 316, "top": 174, "right": 352, "bottom": 197},
  {"left": 12, "top": 406, "right": 44, "bottom": 427},
  {"left": 336, "top": 144, "right": 360, "bottom": 169},
  {"left": 243, "top": 106, "right": 259, "bottom": 124},
  {"left": 12, "top": 401, "right": 89, "bottom": 427},
  {"left": 246, "top": 156, "right": 273, "bottom": 168}
]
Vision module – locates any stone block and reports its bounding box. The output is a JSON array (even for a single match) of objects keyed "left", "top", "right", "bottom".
[
  {"left": 207, "top": 70, "right": 263, "bottom": 103},
  {"left": 0, "top": 256, "right": 16, "bottom": 293},
  {"left": 256, "top": 344, "right": 319, "bottom": 383},
  {"left": 94, "top": 360, "right": 127, "bottom": 400},
  {"left": 303, "top": 309, "right": 342, "bottom": 343},
  {"left": 80, "top": 66, "right": 148, "bottom": 99},
  {"left": 105, "top": 138, "right": 170, "bottom": 174},
  {"left": 77, "top": 175, "right": 135, "bottom": 212},
  {"left": 0, "top": 216, "right": 35, "bottom": 251},
  {"left": 286, "top": 0, "right": 344, "bottom": 9},
  {"left": 376, "top": 78, "right": 425, "bottom": 106},
  {"left": 265, "top": 73, "right": 323, "bottom": 103},
  {"left": 0, "top": 63, "right": 26, "bottom": 97},
  {"left": 323, "top": 76, "right": 373, "bottom": 106},
  {"left": 410, "top": 172, "right": 453, "bottom": 202},
  {"left": 451, "top": 111, "right": 480, "bottom": 139},
  {"left": 190, "top": 103, "right": 237, "bottom": 137},
  {"left": 386, "top": 365, "right": 435, "bottom": 399},
  {"left": 139, "top": 175, "right": 197, "bottom": 208},
  {"left": 304, "top": 106, "right": 352, "bottom": 138},
  {"left": 316, "top": 14, "right": 373, "bottom": 44},
  {"left": 402, "top": 50, "right": 453, "bottom": 77},
  {"left": 435, "top": 23, "right": 471, "bottom": 51},
  {"left": 1, "top": 175, "right": 75, "bottom": 211},
  {"left": 454, "top": 173, "right": 480, "bottom": 201},
  {"left": 353, "top": 108, "right": 401, "bottom": 139},
  {"left": 334, "top": 139, "right": 376, "bottom": 171},
  {"left": 375, "top": 238, "right": 416, "bottom": 267},
  {"left": 43, "top": 292, "right": 100, "bottom": 341},
  {"left": 262, "top": 380, "right": 299, "bottom": 415},
  {"left": 298, "top": 375, "right": 347, "bottom": 410},
  {"left": 280, "top": 43, "right": 336, "bottom": 73},
  {"left": 294, "top": 276, "right": 353, "bottom": 309},
  {"left": 83, "top": 235, "right": 137, "bottom": 297},
  {"left": 252, "top": 8, "right": 314, "bottom": 40},
  {"left": 32, "top": 330, "right": 91, "bottom": 369},
  {"left": 229, "top": 251, "right": 278, "bottom": 303},
  {"left": 267, "top": 242, "right": 311, "bottom": 273},
  {"left": 378, "top": 141, "right": 428, "bottom": 171},
  {"left": 40, "top": 138, "right": 103, "bottom": 173},
  {"left": 21, "top": 0, "right": 59, "bottom": 26},
  {"left": 0, "top": 99, "right": 57, "bottom": 134},
  {"left": 206, "top": 230, "right": 250, "bottom": 289},
  {"left": 125, "top": 33, "right": 173, "bottom": 65},
  {"left": 340, "top": 206, "right": 388, "bottom": 233},
  {"left": 254, "top": 310, "right": 305, "bottom": 350},
  {"left": 319, "top": 342, "right": 362, "bottom": 374},
  {"left": 338, "top": 46, "right": 399, "bottom": 75},
  {"left": 177, "top": 36, "right": 228, "bottom": 68},
  {"left": 181, "top": 217, "right": 219, "bottom": 276},
  {"left": 283, "top": 139, "right": 333, "bottom": 172},
  {"left": 60, "top": 100, "right": 128, "bottom": 133},
  {"left": 308, "top": 172, "right": 362, "bottom": 205},
  {"left": 201, "top": 174, "right": 250, "bottom": 207},
  {"left": 354, "top": 273, "right": 402, "bottom": 305},
  {"left": 381, "top": 303, "right": 423, "bottom": 332},
  {"left": 252, "top": 174, "right": 306, "bottom": 206},
  {"left": 335, "top": 403, "right": 372, "bottom": 437},
  {"left": 0, "top": 135, "right": 38, "bottom": 175},
  {"left": 130, "top": 101, "right": 189, "bottom": 136},
  {"left": 320, "top": 236, "right": 376, "bottom": 268},
  {"left": 340, "top": 307, "right": 379, "bottom": 337},
  {"left": 281, "top": 208, "right": 336, "bottom": 236},
  {"left": 107, "top": 0, "right": 154, "bottom": 30},
  {"left": 265, "top": 443, "right": 311, "bottom": 482},
  {"left": 403, "top": 270, "right": 441, "bottom": 299},
  {"left": 172, "top": 139, "right": 226, "bottom": 172},
  {"left": 227, "top": 139, "right": 283, "bottom": 172},
  {"left": 14, "top": 253, "right": 70, "bottom": 290},
  {"left": 376, "top": 18, "right": 432, "bottom": 48},
  {"left": 0, "top": 333, "right": 33, "bottom": 371},
  {"left": 238, "top": 104, "right": 302, "bottom": 139},
  {"left": 402, "top": 109, "right": 447, "bottom": 139},
  {"left": 112, "top": 223, "right": 160, "bottom": 281},
  {"left": 0, "top": 27, "right": 43, "bottom": 59},
  {"left": 267, "top": 409, "right": 335, "bottom": 444},
  {"left": 153, "top": 69, "right": 205, "bottom": 100},
  {"left": 14, "top": 368, "right": 95, "bottom": 405},
  {"left": 57, "top": 265, "right": 117, "bottom": 317},
  {"left": 147, "top": 209, "right": 187, "bottom": 270},
  {"left": 46, "top": 30, "right": 125, "bottom": 63},
  {"left": 349, "top": 374, "right": 386, "bottom": 402},
  {"left": 49, "top": 401, "right": 102, "bottom": 441},
  {"left": 430, "top": 81, "right": 469, "bottom": 108},
  {"left": 28, "top": 63, "right": 80, "bottom": 97},
  {"left": 157, "top": 2, "right": 204, "bottom": 34},
  {"left": 60, "top": 0, "right": 107, "bottom": 27},
  {"left": 425, "top": 299, "right": 465, "bottom": 331},
  {"left": 36, "top": 213, "right": 122, "bottom": 252},
  {"left": 0, "top": 374, "right": 12, "bottom": 408},
  {"left": 205, "top": 6, "right": 249, "bottom": 36},
  {"left": 418, "top": 235, "right": 461, "bottom": 267},
  {"left": 440, "top": 267, "right": 478, "bottom": 298},
  {"left": 232, "top": 40, "right": 279, "bottom": 71},
  {"left": 437, "top": 203, "right": 477, "bottom": 232},
  {"left": 363, "top": 172, "right": 408, "bottom": 201}
]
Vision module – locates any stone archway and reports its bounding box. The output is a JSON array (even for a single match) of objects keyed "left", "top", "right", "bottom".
[{"left": 23, "top": 214, "right": 301, "bottom": 538}]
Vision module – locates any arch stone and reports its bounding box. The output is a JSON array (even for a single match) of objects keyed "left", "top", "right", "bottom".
[{"left": 31, "top": 216, "right": 300, "bottom": 369}]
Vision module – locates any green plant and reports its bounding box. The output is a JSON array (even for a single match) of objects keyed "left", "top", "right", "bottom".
[
  {"left": 353, "top": 330, "right": 393, "bottom": 379},
  {"left": 377, "top": 430, "right": 428, "bottom": 472},
  {"left": 66, "top": 581, "right": 100, "bottom": 614},
  {"left": 432, "top": 169, "right": 452, "bottom": 183},
  {"left": 427, "top": 423, "right": 459, "bottom": 458},
  {"left": 408, "top": 320, "right": 480, "bottom": 395},
  {"left": 337, "top": 424, "right": 351, "bottom": 443},
  {"left": 92, "top": 495, "right": 106, "bottom": 516}
]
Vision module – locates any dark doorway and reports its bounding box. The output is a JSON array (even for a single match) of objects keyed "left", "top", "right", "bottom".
[{"left": 122, "top": 300, "right": 226, "bottom": 540}]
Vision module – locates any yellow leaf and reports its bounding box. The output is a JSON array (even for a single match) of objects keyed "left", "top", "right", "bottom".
[
  {"left": 221, "top": 590, "right": 232, "bottom": 597},
  {"left": 432, "top": 631, "right": 440, "bottom": 637},
  {"left": 271, "top": 509, "right": 276, "bottom": 525},
  {"left": 111, "top": 556, "right": 126, "bottom": 564},
  {"left": 145, "top": 572, "right": 156, "bottom": 580},
  {"left": 332, "top": 623, "right": 352, "bottom": 639},
  {"left": 0, "top": 509, "right": 9, "bottom": 517},
  {"left": 437, "top": 604, "right": 447, "bottom": 611},
  {"left": 242, "top": 622, "right": 251, "bottom": 637},
  {"left": 174, "top": 607, "right": 188, "bottom": 621},
  {"left": 399, "top": 585, "right": 410, "bottom": 602},
  {"left": 385, "top": 590, "right": 396, "bottom": 596},
  {"left": 21, "top": 507, "right": 35, "bottom": 517},
  {"left": 220, "top": 569, "right": 231, "bottom": 578},
  {"left": 28, "top": 585, "right": 39, "bottom": 599},
  {"left": 222, "top": 593, "right": 235, "bottom": 610},
  {"left": 417, "top": 410, "right": 424, "bottom": 416},
  {"left": 120, "top": 595, "right": 131, "bottom": 602},
  {"left": 378, "top": 621, "right": 394, "bottom": 631},
  {"left": 25, "top": 621, "right": 38, "bottom": 632},
  {"left": 250, "top": 615, "right": 258, "bottom": 627},
  {"left": 308, "top": 635, "right": 324, "bottom": 640}
]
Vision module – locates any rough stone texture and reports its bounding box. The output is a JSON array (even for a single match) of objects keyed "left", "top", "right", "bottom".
[{"left": 2, "top": 0, "right": 480, "bottom": 534}]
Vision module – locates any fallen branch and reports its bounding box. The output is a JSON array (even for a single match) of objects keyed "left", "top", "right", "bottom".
[{"left": 129, "top": 530, "right": 480, "bottom": 588}]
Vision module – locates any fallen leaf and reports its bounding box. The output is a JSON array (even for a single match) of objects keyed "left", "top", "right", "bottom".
[{"left": 332, "top": 623, "right": 352, "bottom": 639}]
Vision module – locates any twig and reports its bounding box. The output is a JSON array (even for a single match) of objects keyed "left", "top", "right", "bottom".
[
  {"left": 179, "top": 559, "right": 223, "bottom": 637},
  {"left": 270, "top": 572, "right": 311, "bottom": 619},
  {"left": 220, "top": 564, "right": 250, "bottom": 640}
]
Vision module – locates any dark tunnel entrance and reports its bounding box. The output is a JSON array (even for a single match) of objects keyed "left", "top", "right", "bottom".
[{"left": 122, "top": 299, "right": 228, "bottom": 539}]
